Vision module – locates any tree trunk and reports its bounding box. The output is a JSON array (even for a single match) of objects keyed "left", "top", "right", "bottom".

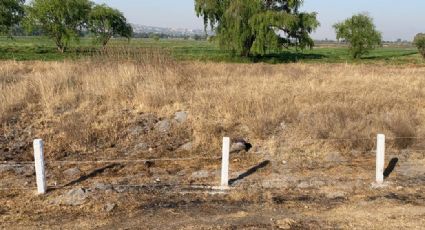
[
  {"left": 102, "top": 37, "right": 111, "bottom": 49},
  {"left": 55, "top": 36, "right": 65, "bottom": 53},
  {"left": 241, "top": 48, "right": 251, "bottom": 57},
  {"left": 57, "top": 46, "right": 65, "bottom": 53},
  {"left": 420, "top": 48, "right": 425, "bottom": 59},
  {"left": 241, "top": 36, "right": 255, "bottom": 57},
  {"left": 101, "top": 34, "right": 113, "bottom": 50}
]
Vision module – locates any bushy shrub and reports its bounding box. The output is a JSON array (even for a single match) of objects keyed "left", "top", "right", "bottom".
[
  {"left": 333, "top": 14, "right": 382, "bottom": 59},
  {"left": 414, "top": 33, "right": 425, "bottom": 59}
]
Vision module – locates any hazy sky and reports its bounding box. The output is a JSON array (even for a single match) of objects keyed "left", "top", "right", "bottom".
[{"left": 93, "top": 0, "right": 425, "bottom": 41}]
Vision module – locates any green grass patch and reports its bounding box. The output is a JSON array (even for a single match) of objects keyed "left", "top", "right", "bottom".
[{"left": 0, "top": 36, "right": 423, "bottom": 64}]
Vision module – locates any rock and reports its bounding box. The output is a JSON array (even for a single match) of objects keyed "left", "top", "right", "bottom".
[
  {"left": 325, "top": 191, "right": 346, "bottom": 199},
  {"left": 155, "top": 119, "right": 171, "bottom": 133},
  {"left": 371, "top": 181, "right": 391, "bottom": 189},
  {"left": 297, "top": 181, "right": 311, "bottom": 189},
  {"left": 178, "top": 142, "right": 193, "bottom": 151},
  {"left": 230, "top": 142, "right": 247, "bottom": 153},
  {"left": 104, "top": 203, "right": 116, "bottom": 212},
  {"left": 51, "top": 188, "right": 88, "bottom": 206},
  {"left": 129, "top": 126, "right": 144, "bottom": 136},
  {"left": 133, "top": 113, "right": 158, "bottom": 134},
  {"left": 0, "top": 165, "right": 13, "bottom": 173},
  {"left": 230, "top": 139, "right": 252, "bottom": 153},
  {"left": 311, "top": 180, "right": 326, "bottom": 187},
  {"left": 174, "top": 111, "right": 188, "bottom": 123},
  {"left": 191, "top": 170, "right": 209, "bottom": 179},
  {"left": 275, "top": 218, "right": 296, "bottom": 229},
  {"left": 93, "top": 183, "right": 113, "bottom": 191},
  {"left": 64, "top": 168, "right": 81, "bottom": 178},
  {"left": 135, "top": 143, "right": 149, "bottom": 151},
  {"left": 66, "top": 188, "right": 88, "bottom": 205},
  {"left": 176, "top": 170, "right": 186, "bottom": 176},
  {"left": 114, "top": 186, "right": 128, "bottom": 193}
]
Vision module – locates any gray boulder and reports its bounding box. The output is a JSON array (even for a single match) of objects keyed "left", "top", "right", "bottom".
[
  {"left": 135, "top": 143, "right": 149, "bottom": 151},
  {"left": 178, "top": 142, "right": 193, "bottom": 151},
  {"left": 93, "top": 183, "right": 113, "bottom": 191},
  {"left": 155, "top": 119, "right": 171, "bottom": 133},
  {"left": 51, "top": 188, "right": 89, "bottom": 206},
  {"left": 230, "top": 139, "right": 252, "bottom": 153},
  {"left": 174, "top": 111, "right": 188, "bottom": 123},
  {"left": 104, "top": 203, "right": 116, "bottom": 212},
  {"left": 64, "top": 168, "right": 81, "bottom": 178}
]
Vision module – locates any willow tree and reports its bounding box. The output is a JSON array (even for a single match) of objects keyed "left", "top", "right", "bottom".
[{"left": 195, "top": 0, "right": 319, "bottom": 56}]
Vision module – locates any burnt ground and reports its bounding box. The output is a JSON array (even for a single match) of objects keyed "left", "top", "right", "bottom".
[
  {"left": 1, "top": 152, "right": 424, "bottom": 229},
  {"left": 1, "top": 109, "right": 425, "bottom": 229}
]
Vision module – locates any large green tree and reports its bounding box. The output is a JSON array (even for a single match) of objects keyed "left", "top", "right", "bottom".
[
  {"left": 0, "top": 0, "right": 25, "bottom": 35},
  {"left": 195, "top": 0, "right": 319, "bottom": 56},
  {"left": 88, "top": 4, "right": 133, "bottom": 47},
  {"left": 25, "top": 0, "right": 92, "bottom": 53},
  {"left": 334, "top": 14, "right": 382, "bottom": 59},
  {"left": 413, "top": 33, "right": 425, "bottom": 59}
]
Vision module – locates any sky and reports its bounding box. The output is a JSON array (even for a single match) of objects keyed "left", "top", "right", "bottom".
[{"left": 93, "top": 0, "right": 425, "bottom": 41}]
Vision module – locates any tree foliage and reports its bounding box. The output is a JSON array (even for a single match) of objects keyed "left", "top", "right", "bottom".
[
  {"left": 413, "top": 33, "right": 425, "bottom": 59},
  {"left": 88, "top": 4, "right": 132, "bottom": 47},
  {"left": 0, "top": 0, "right": 25, "bottom": 35},
  {"left": 149, "top": 33, "right": 160, "bottom": 41},
  {"left": 333, "top": 14, "right": 382, "bottom": 59},
  {"left": 195, "top": 0, "right": 319, "bottom": 56},
  {"left": 25, "top": 0, "right": 92, "bottom": 52}
]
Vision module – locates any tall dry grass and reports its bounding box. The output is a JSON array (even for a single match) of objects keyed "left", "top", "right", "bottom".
[{"left": 1, "top": 52, "right": 425, "bottom": 161}]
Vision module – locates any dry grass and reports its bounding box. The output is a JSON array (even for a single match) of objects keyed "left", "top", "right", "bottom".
[{"left": 1, "top": 53, "right": 425, "bottom": 161}]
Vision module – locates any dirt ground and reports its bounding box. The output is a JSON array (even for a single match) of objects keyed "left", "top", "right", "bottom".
[{"left": 1, "top": 150, "right": 424, "bottom": 229}]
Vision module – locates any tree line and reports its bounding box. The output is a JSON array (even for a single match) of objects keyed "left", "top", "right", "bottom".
[
  {"left": 1, "top": 0, "right": 132, "bottom": 53},
  {"left": 195, "top": 0, "right": 424, "bottom": 59},
  {"left": 1, "top": 0, "right": 425, "bottom": 59}
]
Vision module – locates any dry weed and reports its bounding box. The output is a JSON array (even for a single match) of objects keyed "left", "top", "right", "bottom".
[{"left": 1, "top": 56, "right": 425, "bottom": 161}]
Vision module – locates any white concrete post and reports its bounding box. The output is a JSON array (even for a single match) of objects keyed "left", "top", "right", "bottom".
[
  {"left": 34, "top": 139, "right": 47, "bottom": 194},
  {"left": 376, "top": 134, "right": 385, "bottom": 184},
  {"left": 221, "top": 137, "right": 230, "bottom": 188}
]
